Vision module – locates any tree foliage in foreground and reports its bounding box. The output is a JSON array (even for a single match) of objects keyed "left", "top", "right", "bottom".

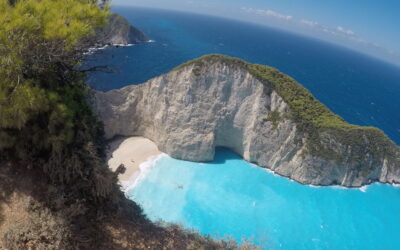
[
  {"left": 0, "top": 0, "right": 116, "bottom": 200},
  {"left": 0, "top": 3, "right": 260, "bottom": 249}
]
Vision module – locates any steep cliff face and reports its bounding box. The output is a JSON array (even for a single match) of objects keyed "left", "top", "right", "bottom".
[
  {"left": 95, "top": 14, "right": 148, "bottom": 46},
  {"left": 91, "top": 55, "right": 400, "bottom": 187}
]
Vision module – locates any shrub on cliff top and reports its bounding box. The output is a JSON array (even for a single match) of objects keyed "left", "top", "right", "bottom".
[{"left": 0, "top": 0, "right": 115, "bottom": 200}]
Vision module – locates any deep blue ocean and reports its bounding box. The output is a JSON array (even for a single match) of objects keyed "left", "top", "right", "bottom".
[{"left": 87, "top": 6, "right": 400, "bottom": 249}]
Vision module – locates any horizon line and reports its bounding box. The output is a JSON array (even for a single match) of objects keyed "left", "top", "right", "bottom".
[{"left": 111, "top": 4, "right": 400, "bottom": 69}]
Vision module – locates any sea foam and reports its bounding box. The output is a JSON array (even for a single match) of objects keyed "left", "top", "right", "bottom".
[{"left": 121, "top": 153, "right": 166, "bottom": 194}]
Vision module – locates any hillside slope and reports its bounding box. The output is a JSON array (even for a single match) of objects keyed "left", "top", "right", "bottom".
[{"left": 0, "top": 1, "right": 252, "bottom": 247}]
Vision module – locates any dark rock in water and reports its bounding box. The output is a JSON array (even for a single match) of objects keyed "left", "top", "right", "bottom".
[
  {"left": 94, "top": 14, "right": 148, "bottom": 46},
  {"left": 116, "top": 164, "right": 126, "bottom": 175}
]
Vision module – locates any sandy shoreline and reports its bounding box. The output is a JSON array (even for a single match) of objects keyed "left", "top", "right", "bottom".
[{"left": 107, "top": 136, "right": 161, "bottom": 182}]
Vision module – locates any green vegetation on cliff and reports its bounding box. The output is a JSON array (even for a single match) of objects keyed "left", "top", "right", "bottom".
[
  {"left": 0, "top": 0, "right": 113, "bottom": 198},
  {"left": 264, "top": 110, "right": 281, "bottom": 130},
  {"left": 0, "top": 2, "right": 257, "bottom": 249},
  {"left": 0, "top": 1, "right": 121, "bottom": 247},
  {"left": 176, "top": 54, "right": 400, "bottom": 164}
]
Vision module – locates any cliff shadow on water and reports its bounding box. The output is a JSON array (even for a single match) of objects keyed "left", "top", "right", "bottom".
[{"left": 212, "top": 147, "right": 244, "bottom": 164}]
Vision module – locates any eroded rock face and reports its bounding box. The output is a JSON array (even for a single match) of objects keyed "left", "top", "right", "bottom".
[
  {"left": 91, "top": 56, "right": 400, "bottom": 187},
  {"left": 94, "top": 14, "right": 148, "bottom": 46}
]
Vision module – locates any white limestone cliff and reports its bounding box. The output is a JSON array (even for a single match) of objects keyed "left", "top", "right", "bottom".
[{"left": 91, "top": 55, "right": 400, "bottom": 187}]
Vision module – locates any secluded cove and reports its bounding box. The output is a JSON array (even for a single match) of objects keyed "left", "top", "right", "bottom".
[
  {"left": 126, "top": 148, "right": 400, "bottom": 250},
  {"left": 89, "top": 7, "right": 400, "bottom": 249},
  {"left": 107, "top": 136, "right": 162, "bottom": 185}
]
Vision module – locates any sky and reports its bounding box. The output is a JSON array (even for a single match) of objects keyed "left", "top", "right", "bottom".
[{"left": 112, "top": 0, "right": 400, "bottom": 66}]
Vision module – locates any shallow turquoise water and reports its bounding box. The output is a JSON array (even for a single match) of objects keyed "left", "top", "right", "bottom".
[
  {"left": 88, "top": 6, "right": 400, "bottom": 249},
  {"left": 128, "top": 148, "right": 400, "bottom": 250}
]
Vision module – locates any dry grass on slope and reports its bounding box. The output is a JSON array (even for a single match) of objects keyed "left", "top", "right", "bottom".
[{"left": 0, "top": 162, "right": 259, "bottom": 250}]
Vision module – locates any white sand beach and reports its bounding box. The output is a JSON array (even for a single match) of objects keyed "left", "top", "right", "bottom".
[{"left": 107, "top": 136, "right": 161, "bottom": 182}]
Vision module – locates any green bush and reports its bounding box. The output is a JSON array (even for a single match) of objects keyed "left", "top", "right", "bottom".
[
  {"left": 0, "top": 0, "right": 117, "bottom": 200},
  {"left": 265, "top": 110, "right": 281, "bottom": 130}
]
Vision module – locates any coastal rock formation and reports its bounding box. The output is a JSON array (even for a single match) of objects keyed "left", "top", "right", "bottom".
[
  {"left": 91, "top": 55, "right": 400, "bottom": 187},
  {"left": 94, "top": 14, "right": 148, "bottom": 46}
]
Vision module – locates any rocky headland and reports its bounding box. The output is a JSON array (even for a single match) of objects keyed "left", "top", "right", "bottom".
[
  {"left": 91, "top": 54, "right": 400, "bottom": 187},
  {"left": 94, "top": 13, "right": 149, "bottom": 46}
]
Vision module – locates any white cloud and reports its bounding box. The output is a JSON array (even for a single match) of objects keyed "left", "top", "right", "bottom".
[
  {"left": 239, "top": 6, "right": 400, "bottom": 65},
  {"left": 336, "top": 26, "right": 355, "bottom": 36},
  {"left": 300, "top": 20, "right": 356, "bottom": 38},
  {"left": 241, "top": 7, "right": 358, "bottom": 38},
  {"left": 241, "top": 7, "right": 293, "bottom": 21},
  {"left": 300, "top": 19, "right": 318, "bottom": 27}
]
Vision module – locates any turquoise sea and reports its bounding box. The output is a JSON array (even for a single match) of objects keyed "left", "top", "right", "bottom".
[
  {"left": 128, "top": 149, "right": 400, "bottom": 249},
  {"left": 87, "top": 6, "right": 400, "bottom": 249}
]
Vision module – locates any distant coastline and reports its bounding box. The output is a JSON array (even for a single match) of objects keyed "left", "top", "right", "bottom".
[{"left": 94, "top": 13, "right": 149, "bottom": 47}]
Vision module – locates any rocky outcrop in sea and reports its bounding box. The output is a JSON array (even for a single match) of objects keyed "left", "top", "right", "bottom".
[
  {"left": 91, "top": 55, "right": 400, "bottom": 187},
  {"left": 94, "top": 14, "right": 148, "bottom": 46}
]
